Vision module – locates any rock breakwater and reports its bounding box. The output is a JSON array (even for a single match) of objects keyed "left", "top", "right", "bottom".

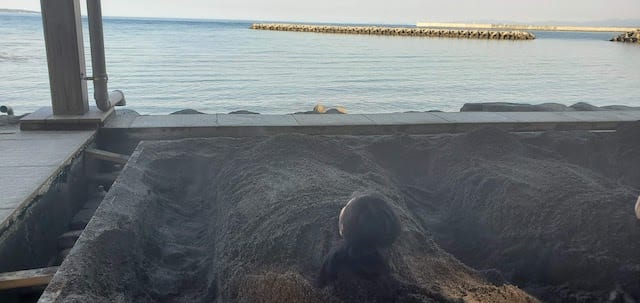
[
  {"left": 611, "top": 30, "right": 640, "bottom": 43},
  {"left": 461, "top": 102, "right": 640, "bottom": 112},
  {"left": 251, "top": 23, "right": 536, "bottom": 40}
]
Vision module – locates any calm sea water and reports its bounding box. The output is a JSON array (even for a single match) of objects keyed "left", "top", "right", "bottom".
[{"left": 1, "top": 13, "right": 639, "bottom": 115}]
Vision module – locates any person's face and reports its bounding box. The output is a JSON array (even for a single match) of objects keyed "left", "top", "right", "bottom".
[{"left": 635, "top": 195, "right": 640, "bottom": 220}]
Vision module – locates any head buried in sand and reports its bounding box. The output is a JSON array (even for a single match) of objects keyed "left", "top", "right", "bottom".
[
  {"left": 338, "top": 194, "right": 401, "bottom": 249},
  {"left": 319, "top": 195, "right": 448, "bottom": 300},
  {"left": 319, "top": 194, "right": 402, "bottom": 287}
]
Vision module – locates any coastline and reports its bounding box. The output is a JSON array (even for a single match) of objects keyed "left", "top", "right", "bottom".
[{"left": 417, "top": 22, "right": 639, "bottom": 32}]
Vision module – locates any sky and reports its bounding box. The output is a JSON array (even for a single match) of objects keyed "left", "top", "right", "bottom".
[{"left": 1, "top": 0, "right": 639, "bottom": 24}]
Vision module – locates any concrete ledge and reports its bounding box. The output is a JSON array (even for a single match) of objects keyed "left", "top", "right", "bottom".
[
  {"left": 219, "top": 114, "right": 297, "bottom": 126},
  {"left": 104, "top": 112, "right": 640, "bottom": 131},
  {"left": 20, "top": 107, "right": 114, "bottom": 131},
  {"left": 364, "top": 113, "right": 448, "bottom": 125},
  {"left": 0, "top": 129, "right": 95, "bottom": 233},
  {"left": 131, "top": 114, "right": 219, "bottom": 128},
  {"left": 293, "top": 114, "right": 375, "bottom": 126},
  {"left": 98, "top": 111, "right": 640, "bottom": 155}
]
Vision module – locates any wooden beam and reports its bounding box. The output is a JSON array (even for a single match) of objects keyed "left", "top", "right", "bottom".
[
  {"left": 88, "top": 172, "right": 120, "bottom": 184},
  {"left": 40, "top": 0, "right": 89, "bottom": 116},
  {"left": 0, "top": 267, "right": 58, "bottom": 290},
  {"left": 85, "top": 148, "right": 130, "bottom": 164}
]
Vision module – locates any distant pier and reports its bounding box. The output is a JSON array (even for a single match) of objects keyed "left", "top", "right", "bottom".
[
  {"left": 416, "top": 22, "right": 639, "bottom": 33},
  {"left": 251, "top": 23, "right": 536, "bottom": 40}
]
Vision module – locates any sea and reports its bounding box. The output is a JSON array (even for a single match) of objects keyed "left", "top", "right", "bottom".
[{"left": 1, "top": 12, "right": 639, "bottom": 115}]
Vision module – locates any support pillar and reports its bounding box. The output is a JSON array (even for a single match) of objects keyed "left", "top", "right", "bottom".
[{"left": 40, "top": 0, "right": 89, "bottom": 116}]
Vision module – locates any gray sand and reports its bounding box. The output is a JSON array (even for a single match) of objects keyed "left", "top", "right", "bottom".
[{"left": 43, "top": 124, "right": 640, "bottom": 303}]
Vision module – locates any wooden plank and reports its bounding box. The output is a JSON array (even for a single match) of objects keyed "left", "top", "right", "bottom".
[
  {"left": 85, "top": 148, "right": 129, "bottom": 164},
  {"left": 0, "top": 267, "right": 58, "bottom": 290},
  {"left": 40, "top": 0, "right": 89, "bottom": 115}
]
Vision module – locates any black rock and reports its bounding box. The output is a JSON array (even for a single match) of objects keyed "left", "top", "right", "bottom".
[
  {"left": 229, "top": 110, "right": 259, "bottom": 114},
  {"left": 460, "top": 102, "right": 569, "bottom": 112},
  {"left": 601, "top": 105, "right": 640, "bottom": 111},
  {"left": 170, "top": 109, "right": 205, "bottom": 115},
  {"left": 569, "top": 102, "right": 602, "bottom": 111}
]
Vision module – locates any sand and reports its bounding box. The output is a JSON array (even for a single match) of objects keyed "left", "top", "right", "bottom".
[{"left": 42, "top": 123, "right": 640, "bottom": 303}]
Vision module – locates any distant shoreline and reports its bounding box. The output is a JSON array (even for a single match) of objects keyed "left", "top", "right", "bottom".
[
  {"left": 417, "top": 22, "right": 639, "bottom": 33},
  {"left": 0, "top": 8, "right": 39, "bottom": 14},
  {"left": 1, "top": 10, "right": 639, "bottom": 30}
]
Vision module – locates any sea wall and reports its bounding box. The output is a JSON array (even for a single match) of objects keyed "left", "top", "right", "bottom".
[
  {"left": 611, "top": 30, "right": 640, "bottom": 43},
  {"left": 417, "top": 22, "right": 639, "bottom": 33},
  {"left": 460, "top": 102, "right": 640, "bottom": 112},
  {"left": 251, "top": 23, "right": 536, "bottom": 40}
]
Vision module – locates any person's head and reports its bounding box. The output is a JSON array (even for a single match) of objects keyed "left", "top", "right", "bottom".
[{"left": 338, "top": 194, "right": 401, "bottom": 249}]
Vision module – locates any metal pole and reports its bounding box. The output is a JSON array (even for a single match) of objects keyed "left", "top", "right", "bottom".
[
  {"left": 86, "top": 0, "right": 125, "bottom": 111},
  {"left": 0, "top": 105, "right": 14, "bottom": 116}
]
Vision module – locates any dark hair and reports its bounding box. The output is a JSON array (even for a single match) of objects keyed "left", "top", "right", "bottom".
[
  {"left": 318, "top": 194, "right": 402, "bottom": 288},
  {"left": 340, "top": 194, "right": 401, "bottom": 249}
]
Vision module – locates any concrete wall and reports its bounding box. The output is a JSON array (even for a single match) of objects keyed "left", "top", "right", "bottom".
[
  {"left": 97, "top": 111, "right": 640, "bottom": 156},
  {"left": 0, "top": 153, "right": 91, "bottom": 302},
  {"left": 0, "top": 155, "right": 88, "bottom": 272},
  {"left": 416, "top": 22, "right": 639, "bottom": 33}
]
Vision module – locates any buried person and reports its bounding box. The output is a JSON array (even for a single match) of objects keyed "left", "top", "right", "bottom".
[{"left": 318, "top": 194, "right": 451, "bottom": 302}]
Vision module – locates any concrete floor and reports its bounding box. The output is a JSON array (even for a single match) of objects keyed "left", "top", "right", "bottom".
[{"left": 0, "top": 125, "right": 95, "bottom": 232}]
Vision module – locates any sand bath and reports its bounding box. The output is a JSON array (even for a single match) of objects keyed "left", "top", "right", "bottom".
[{"left": 40, "top": 124, "right": 640, "bottom": 303}]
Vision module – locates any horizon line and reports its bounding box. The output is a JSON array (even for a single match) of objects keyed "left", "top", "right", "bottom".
[{"left": 2, "top": 8, "right": 639, "bottom": 27}]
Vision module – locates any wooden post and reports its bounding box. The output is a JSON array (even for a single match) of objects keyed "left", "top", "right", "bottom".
[{"left": 40, "top": 0, "right": 89, "bottom": 116}]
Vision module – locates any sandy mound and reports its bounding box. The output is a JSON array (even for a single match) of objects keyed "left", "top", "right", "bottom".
[{"left": 43, "top": 125, "right": 640, "bottom": 303}]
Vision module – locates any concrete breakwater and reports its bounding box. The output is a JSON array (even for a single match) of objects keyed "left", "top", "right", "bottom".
[
  {"left": 417, "top": 22, "right": 639, "bottom": 33},
  {"left": 611, "top": 30, "right": 640, "bottom": 43},
  {"left": 251, "top": 23, "right": 536, "bottom": 40}
]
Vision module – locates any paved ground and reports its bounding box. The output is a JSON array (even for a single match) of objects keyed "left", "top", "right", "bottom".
[{"left": 0, "top": 125, "right": 95, "bottom": 231}]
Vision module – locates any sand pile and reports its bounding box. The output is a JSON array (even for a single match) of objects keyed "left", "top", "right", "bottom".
[{"left": 42, "top": 124, "right": 640, "bottom": 303}]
